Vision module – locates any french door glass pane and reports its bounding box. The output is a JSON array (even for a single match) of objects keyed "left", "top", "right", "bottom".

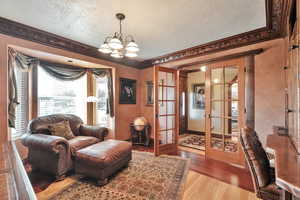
[
  {"left": 211, "top": 134, "right": 223, "bottom": 151},
  {"left": 212, "top": 85, "right": 224, "bottom": 100},
  {"left": 225, "top": 66, "right": 238, "bottom": 83},
  {"left": 158, "top": 71, "right": 167, "bottom": 85},
  {"left": 159, "top": 101, "right": 166, "bottom": 115},
  {"left": 166, "top": 72, "right": 175, "bottom": 86},
  {"left": 167, "top": 115, "right": 175, "bottom": 129},
  {"left": 159, "top": 116, "right": 167, "bottom": 130},
  {"left": 211, "top": 101, "right": 224, "bottom": 117},
  {"left": 225, "top": 136, "right": 238, "bottom": 152},
  {"left": 212, "top": 68, "right": 224, "bottom": 84},
  {"left": 211, "top": 117, "right": 224, "bottom": 134},
  {"left": 167, "top": 87, "right": 175, "bottom": 100},
  {"left": 224, "top": 118, "right": 239, "bottom": 136},
  {"left": 167, "top": 101, "right": 175, "bottom": 115}
]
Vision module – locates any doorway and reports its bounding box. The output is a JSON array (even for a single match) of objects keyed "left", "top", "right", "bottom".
[{"left": 177, "top": 58, "right": 246, "bottom": 166}]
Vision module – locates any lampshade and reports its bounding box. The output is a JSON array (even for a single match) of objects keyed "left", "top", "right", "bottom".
[
  {"left": 125, "top": 51, "right": 138, "bottom": 58},
  {"left": 125, "top": 41, "right": 139, "bottom": 52},
  {"left": 111, "top": 50, "right": 123, "bottom": 58},
  {"left": 86, "top": 96, "right": 98, "bottom": 103},
  {"left": 98, "top": 43, "right": 112, "bottom": 54},
  {"left": 108, "top": 37, "right": 123, "bottom": 50},
  {"left": 200, "top": 66, "right": 207, "bottom": 72}
]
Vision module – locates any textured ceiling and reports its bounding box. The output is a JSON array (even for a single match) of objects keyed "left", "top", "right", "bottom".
[{"left": 0, "top": 0, "right": 266, "bottom": 60}]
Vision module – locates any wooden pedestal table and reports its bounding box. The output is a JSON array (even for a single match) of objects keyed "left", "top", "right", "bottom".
[{"left": 266, "top": 134, "right": 300, "bottom": 199}]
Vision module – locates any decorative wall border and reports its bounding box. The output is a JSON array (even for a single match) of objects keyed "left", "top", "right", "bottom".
[
  {"left": 0, "top": 17, "right": 145, "bottom": 68},
  {"left": 146, "top": 0, "right": 289, "bottom": 67},
  {"left": 0, "top": 0, "right": 289, "bottom": 69}
]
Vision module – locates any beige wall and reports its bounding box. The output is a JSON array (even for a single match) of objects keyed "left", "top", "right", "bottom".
[
  {"left": 187, "top": 71, "right": 206, "bottom": 132},
  {"left": 139, "top": 67, "right": 154, "bottom": 138},
  {"left": 162, "top": 38, "right": 286, "bottom": 146}
]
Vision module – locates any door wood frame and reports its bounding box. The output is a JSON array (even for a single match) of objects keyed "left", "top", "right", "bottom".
[{"left": 153, "top": 66, "right": 179, "bottom": 156}]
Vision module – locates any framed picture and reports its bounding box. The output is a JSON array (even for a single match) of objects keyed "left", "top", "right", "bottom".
[
  {"left": 193, "top": 83, "right": 205, "bottom": 109},
  {"left": 146, "top": 81, "right": 154, "bottom": 106},
  {"left": 119, "top": 78, "right": 136, "bottom": 104}
]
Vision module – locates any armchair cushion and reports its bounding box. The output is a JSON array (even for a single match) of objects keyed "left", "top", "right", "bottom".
[
  {"left": 48, "top": 120, "right": 75, "bottom": 140},
  {"left": 80, "top": 125, "right": 108, "bottom": 141},
  {"left": 21, "top": 134, "right": 69, "bottom": 153},
  {"left": 68, "top": 136, "right": 100, "bottom": 156}
]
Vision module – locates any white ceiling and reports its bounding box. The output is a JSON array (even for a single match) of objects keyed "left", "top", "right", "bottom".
[{"left": 0, "top": 0, "right": 266, "bottom": 60}]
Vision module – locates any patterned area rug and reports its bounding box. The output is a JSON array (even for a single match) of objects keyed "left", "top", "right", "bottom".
[
  {"left": 179, "top": 134, "right": 238, "bottom": 152},
  {"left": 179, "top": 135, "right": 205, "bottom": 150},
  {"left": 48, "top": 151, "right": 189, "bottom": 200}
]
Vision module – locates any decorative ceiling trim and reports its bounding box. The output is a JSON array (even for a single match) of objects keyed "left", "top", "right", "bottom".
[
  {"left": 0, "top": 17, "right": 146, "bottom": 69},
  {"left": 145, "top": 0, "right": 289, "bottom": 67},
  {"left": 178, "top": 48, "right": 264, "bottom": 70},
  {"left": 0, "top": 0, "right": 289, "bottom": 69}
]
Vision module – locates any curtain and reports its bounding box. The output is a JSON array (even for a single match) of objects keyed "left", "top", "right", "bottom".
[
  {"left": 92, "top": 69, "right": 114, "bottom": 117},
  {"left": 8, "top": 48, "right": 38, "bottom": 127},
  {"left": 39, "top": 60, "right": 86, "bottom": 81},
  {"left": 8, "top": 48, "right": 114, "bottom": 127}
]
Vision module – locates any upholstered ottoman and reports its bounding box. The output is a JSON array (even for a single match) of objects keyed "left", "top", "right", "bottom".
[{"left": 75, "top": 139, "right": 132, "bottom": 185}]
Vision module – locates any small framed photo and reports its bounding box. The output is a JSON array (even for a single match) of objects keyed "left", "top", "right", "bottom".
[
  {"left": 193, "top": 83, "right": 205, "bottom": 109},
  {"left": 119, "top": 78, "right": 136, "bottom": 104}
]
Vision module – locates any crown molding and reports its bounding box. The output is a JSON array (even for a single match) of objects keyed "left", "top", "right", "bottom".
[
  {"left": 145, "top": 0, "right": 289, "bottom": 67},
  {"left": 0, "top": 0, "right": 289, "bottom": 69}
]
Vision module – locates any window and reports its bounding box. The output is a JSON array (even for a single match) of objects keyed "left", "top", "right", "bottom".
[
  {"left": 95, "top": 75, "right": 110, "bottom": 127},
  {"left": 12, "top": 68, "right": 29, "bottom": 138},
  {"left": 37, "top": 66, "right": 88, "bottom": 122}
]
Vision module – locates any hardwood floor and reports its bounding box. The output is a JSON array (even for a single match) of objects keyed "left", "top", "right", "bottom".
[
  {"left": 184, "top": 171, "right": 258, "bottom": 200},
  {"left": 132, "top": 145, "right": 254, "bottom": 192},
  {"left": 36, "top": 171, "right": 258, "bottom": 200}
]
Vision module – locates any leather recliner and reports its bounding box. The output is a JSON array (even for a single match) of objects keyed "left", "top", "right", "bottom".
[{"left": 21, "top": 114, "right": 108, "bottom": 180}]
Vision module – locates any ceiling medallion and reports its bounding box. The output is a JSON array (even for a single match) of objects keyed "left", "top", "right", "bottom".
[{"left": 98, "top": 13, "right": 139, "bottom": 59}]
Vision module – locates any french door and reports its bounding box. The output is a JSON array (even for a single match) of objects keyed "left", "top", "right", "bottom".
[
  {"left": 154, "top": 66, "right": 179, "bottom": 156},
  {"left": 205, "top": 59, "right": 245, "bottom": 166}
]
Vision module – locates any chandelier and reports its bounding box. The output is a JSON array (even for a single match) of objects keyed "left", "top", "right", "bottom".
[{"left": 98, "top": 13, "right": 139, "bottom": 58}]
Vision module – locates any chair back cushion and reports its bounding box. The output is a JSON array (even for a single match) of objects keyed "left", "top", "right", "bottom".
[
  {"left": 28, "top": 114, "right": 83, "bottom": 136},
  {"left": 240, "top": 127, "right": 271, "bottom": 190},
  {"left": 48, "top": 120, "right": 75, "bottom": 140}
]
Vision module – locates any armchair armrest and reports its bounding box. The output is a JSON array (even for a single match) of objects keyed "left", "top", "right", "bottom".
[
  {"left": 21, "top": 134, "right": 69, "bottom": 153},
  {"left": 79, "top": 125, "right": 108, "bottom": 141}
]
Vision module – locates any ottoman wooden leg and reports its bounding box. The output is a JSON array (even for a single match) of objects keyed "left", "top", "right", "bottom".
[{"left": 97, "top": 178, "right": 108, "bottom": 186}]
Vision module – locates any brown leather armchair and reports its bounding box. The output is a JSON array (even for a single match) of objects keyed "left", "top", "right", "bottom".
[
  {"left": 21, "top": 114, "right": 108, "bottom": 180},
  {"left": 240, "top": 127, "right": 290, "bottom": 200}
]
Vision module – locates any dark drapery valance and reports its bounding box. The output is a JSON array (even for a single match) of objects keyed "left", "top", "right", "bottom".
[
  {"left": 8, "top": 48, "right": 114, "bottom": 127},
  {"left": 39, "top": 60, "right": 87, "bottom": 81}
]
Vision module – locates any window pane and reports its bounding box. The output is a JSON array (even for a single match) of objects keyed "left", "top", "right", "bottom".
[{"left": 37, "top": 66, "right": 87, "bottom": 122}]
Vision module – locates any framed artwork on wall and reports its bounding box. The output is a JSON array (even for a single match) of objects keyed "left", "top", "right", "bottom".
[
  {"left": 146, "top": 81, "right": 154, "bottom": 106},
  {"left": 119, "top": 78, "right": 136, "bottom": 104},
  {"left": 193, "top": 83, "right": 205, "bottom": 109}
]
